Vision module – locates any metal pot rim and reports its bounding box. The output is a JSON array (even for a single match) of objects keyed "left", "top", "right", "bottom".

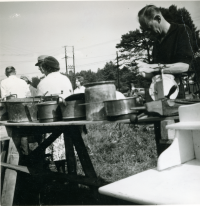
[
  {"left": 104, "top": 97, "right": 136, "bottom": 103},
  {"left": 2, "top": 97, "right": 41, "bottom": 103},
  {"left": 84, "top": 81, "right": 115, "bottom": 87},
  {"left": 36, "top": 101, "right": 58, "bottom": 105}
]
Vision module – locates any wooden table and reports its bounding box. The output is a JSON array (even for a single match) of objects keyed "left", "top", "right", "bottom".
[{"left": 0, "top": 116, "right": 178, "bottom": 206}]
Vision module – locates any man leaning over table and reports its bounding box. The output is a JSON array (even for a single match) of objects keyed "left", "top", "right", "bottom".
[{"left": 135, "top": 5, "right": 193, "bottom": 99}]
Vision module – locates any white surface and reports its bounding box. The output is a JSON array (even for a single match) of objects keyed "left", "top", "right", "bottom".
[
  {"left": 157, "top": 130, "right": 195, "bottom": 171},
  {"left": 179, "top": 103, "right": 200, "bottom": 122},
  {"left": 99, "top": 160, "right": 200, "bottom": 205},
  {"left": 0, "top": 126, "right": 8, "bottom": 139},
  {"left": 166, "top": 122, "right": 200, "bottom": 130},
  {"left": 193, "top": 130, "right": 200, "bottom": 160},
  {"left": 116, "top": 91, "right": 125, "bottom": 100},
  {"left": 149, "top": 74, "right": 179, "bottom": 100}
]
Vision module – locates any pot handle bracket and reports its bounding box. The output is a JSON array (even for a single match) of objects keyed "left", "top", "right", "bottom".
[{"left": 57, "top": 97, "right": 67, "bottom": 106}]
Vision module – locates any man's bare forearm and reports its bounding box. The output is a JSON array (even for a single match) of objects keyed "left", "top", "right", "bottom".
[{"left": 163, "top": 63, "right": 189, "bottom": 74}]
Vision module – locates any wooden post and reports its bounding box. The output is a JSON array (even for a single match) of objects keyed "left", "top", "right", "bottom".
[
  {"left": 1, "top": 136, "right": 20, "bottom": 206},
  {"left": 70, "top": 126, "right": 97, "bottom": 178},
  {"left": 1, "top": 139, "right": 10, "bottom": 191},
  {"left": 154, "top": 122, "right": 161, "bottom": 156}
]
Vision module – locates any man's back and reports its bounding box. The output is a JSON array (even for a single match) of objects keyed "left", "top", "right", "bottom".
[{"left": 1, "top": 75, "right": 31, "bottom": 98}]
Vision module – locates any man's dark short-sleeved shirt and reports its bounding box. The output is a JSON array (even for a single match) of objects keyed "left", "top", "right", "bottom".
[{"left": 152, "top": 23, "right": 193, "bottom": 65}]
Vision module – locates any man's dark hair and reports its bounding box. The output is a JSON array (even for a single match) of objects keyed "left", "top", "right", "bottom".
[
  {"left": 76, "top": 76, "right": 84, "bottom": 85},
  {"left": 138, "top": 5, "right": 161, "bottom": 28},
  {"left": 5, "top": 66, "right": 16, "bottom": 76}
]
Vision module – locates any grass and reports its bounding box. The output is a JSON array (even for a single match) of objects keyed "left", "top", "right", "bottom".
[{"left": 78, "top": 123, "right": 157, "bottom": 183}]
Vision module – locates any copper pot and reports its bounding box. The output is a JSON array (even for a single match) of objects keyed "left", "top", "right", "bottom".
[
  {"left": 84, "top": 81, "right": 116, "bottom": 121},
  {"left": 104, "top": 97, "right": 143, "bottom": 120},
  {"left": 36, "top": 101, "right": 62, "bottom": 123},
  {"left": 59, "top": 97, "right": 86, "bottom": 121},
  {"left": 3, "top": 97, "right": 40, "bottom": 123}
]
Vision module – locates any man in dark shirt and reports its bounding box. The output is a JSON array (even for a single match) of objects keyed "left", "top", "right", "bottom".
[
  {"left": 135, "top": 5, "right": 193, "bottom": 98},
  {"left": 152, "top": 22, "right": 193, "bottom": 65}
]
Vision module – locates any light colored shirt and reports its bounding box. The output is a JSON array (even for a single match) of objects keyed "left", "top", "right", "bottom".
[
  {"left": 0, "top": 75, "right": 31, "bottom": 98},
  {"left": 29, "top": 85, "right": 37, "bottom": 97},
  {"left": 74, "top": 86, "right": 85, "bottom": 94},
  {"left": 36, "top": 72, "right": 73, "bottom": 99},
  {"left": 116, "top": 91, "right": 126, "bottom": 99}
]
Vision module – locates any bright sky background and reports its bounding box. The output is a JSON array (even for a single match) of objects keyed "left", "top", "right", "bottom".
[{"left": 0, "top": 1, "right": 200, "bottom": 81}]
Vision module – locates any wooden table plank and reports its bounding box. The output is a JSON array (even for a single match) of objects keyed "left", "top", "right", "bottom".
[{"left": 0, "top": 116, "right": 179, "bottom": 127}]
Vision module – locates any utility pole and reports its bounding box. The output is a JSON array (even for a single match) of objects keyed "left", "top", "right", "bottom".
[
  {"left": 72, "top": 46, "right": 76, "bottom": 86},
  {"left": 63, "top": 46, "right": 68, "bottom": 75},
  {"left": 116, "top": 51, "right": 120, "bottom": 91}
]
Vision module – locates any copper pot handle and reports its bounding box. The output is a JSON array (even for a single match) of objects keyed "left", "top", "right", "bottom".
[{"left": 57, "top": 96, "right": 67, "bottom": 106}]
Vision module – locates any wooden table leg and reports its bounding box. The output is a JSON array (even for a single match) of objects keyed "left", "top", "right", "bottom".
[
  {"left": 1, "top": 127, "right": 20, "bottom": 206},
  {"left": 154, "top": 122, "right": 161, "bottom": 156},
  {"left": 64, "top": 128, "right": 77, "bottom": 175},
  {"left": 69, "top": 125, "right": 97, "bottom": 178},
  {"left": 154, "top": 121, "right": 172, "bottom": 156},
  {"left": 1, "top": 138, "right": 10, "bottom": 191},
  {"left": 26, "top": 130, "right": 62, "bottom": 170},
  {"left": 69, "top": 125, "right": 100, "bottom": 202},
  {"left": 63, "top": 127, "right": 78, "bottom": 190}
]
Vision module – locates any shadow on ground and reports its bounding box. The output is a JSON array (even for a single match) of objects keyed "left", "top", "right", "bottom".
[{"left": 13, "top": 172, "right": 135, "bottom": 205}]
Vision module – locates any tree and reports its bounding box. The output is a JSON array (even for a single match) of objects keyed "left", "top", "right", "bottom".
[{"left": 116, "top": 5, "right": 200, "bottom": 68}]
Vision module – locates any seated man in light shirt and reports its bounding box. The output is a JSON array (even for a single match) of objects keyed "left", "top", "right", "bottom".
[
  {"left": 74, "top": 76, "right": 85, "bottom": 94},
  {"left": 36, "top": 56, "right": 73, "bottom": 98},
  {"left": 1, "top": 66, "right": 31, "bottom": 98}
]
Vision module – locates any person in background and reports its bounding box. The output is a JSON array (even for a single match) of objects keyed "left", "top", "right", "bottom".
[
  {"left": 1, "top": 66, "right": 31, "bottom": 98},
  {"left": 21, "top": 55, "right": 49, "bottom": 96},
  {"left": 36, "top": 56, "right": 73, "bottom": 98},
  {"left": 74, "top": 76, "right": 85, "bottom": 94},
  {"left": 36, "top": 56, "right": 73, "bottom": 173},
  {"left": 136, "top": 5, "right": 193, "bottom": 99},
  {"left": 116, "top": 90, "right": 126, "bottom": 99}
]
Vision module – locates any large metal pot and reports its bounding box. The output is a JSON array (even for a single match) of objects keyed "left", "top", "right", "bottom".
[
  {"left": 36, "top": 101, "right": 62, "bottom": 123},
  {"left": 35, "top": 95, "right": 59, "bottom": 102},
  {"left": 4, "top": 97, "right": 40, "bottom": 123},
  {"left": 3, "top": 94, "right": 17, "bottom": 100},
  {"left": 104, "top": 97, "right": 143, "bottom": 121},
  {"left": 84, "top": 81, "right": 116, "bottom": 121},
  {"left": 0, "top": 102, "right": 8, "bottom": 121},
  {"left": 59, "top": 98, "right": 86, "bottom": 121}
]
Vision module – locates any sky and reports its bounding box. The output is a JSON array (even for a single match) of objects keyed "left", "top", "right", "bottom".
[{"left": 0, "top": 1, "right": 200, "bottom": 81}]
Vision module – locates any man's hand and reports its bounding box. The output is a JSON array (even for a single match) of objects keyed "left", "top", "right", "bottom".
[
  {"left": 134, "top": 60, "right": 158, "bottom": 79},
  {"left": 20, "top": 76, "right": 31, "bottom": 84}
]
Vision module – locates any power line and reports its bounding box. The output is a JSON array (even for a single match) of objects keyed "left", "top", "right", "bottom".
[
  {"left": 78, "top": 53, "right": 115, "bottom": 59},
  {"left": 0, "top": 43, "right": 62, "bottom": 54},
  {"left": 76, "top": 58, "right": 115, "bottom": 67},
  {"left": 76, "top": 39, "right": 120, "bottom": 50}
]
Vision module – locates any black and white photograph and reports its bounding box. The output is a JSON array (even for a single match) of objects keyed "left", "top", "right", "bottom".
[{"left": 0, "top": 0, "right": 200, "bottom": 205}]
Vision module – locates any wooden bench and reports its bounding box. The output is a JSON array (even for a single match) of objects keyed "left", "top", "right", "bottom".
[{"left": 99, "top": 103, "right": 200, "bottom": 204}]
